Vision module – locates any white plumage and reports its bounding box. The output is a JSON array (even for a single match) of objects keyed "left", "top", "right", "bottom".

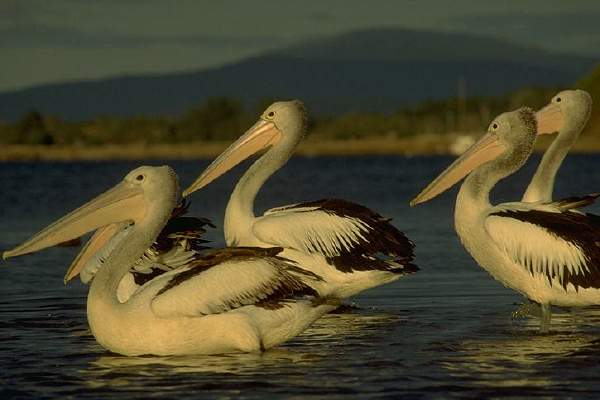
[
  {"left": 486, "top": 209, "right": 589, "bottom": 284},
  {"left": 256, "top": 206, "right": 371, "bottom": 257},
  {"left": 522, "top": 89, "right": 592, "bottom": 204},
  {"left": 151, "top": 256, "right": 319, "bottom": 318},
  {"left": 73, "top": 202, "right": 213, "bottom": 303},
  {"left": 412, "top": 107, "right": 600, "bottom": 328},
  {"left": 4, "top": 166, "right": 336, "bottom": 355},
  {"left": 184, "top": 101, "right": 417, "bottom": 299}
]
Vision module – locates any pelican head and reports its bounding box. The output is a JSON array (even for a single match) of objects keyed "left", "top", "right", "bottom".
[
  {"left": 3, "top": 166, "right": 178, "bottom": 275},
  {"left": 183, "top": 100, "right": 307, "bottom": 196},
  {"left": 411, "top": 108, "right": 537, "bottom": 206},
  {"left": 537, "top": 89, "right": 592, "bottom": 138}
]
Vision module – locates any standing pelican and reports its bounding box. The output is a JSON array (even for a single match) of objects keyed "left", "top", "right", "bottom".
[
  {"left": 411, "top": 108, "right": 600, "bottom": 329},
  {"left": 183, "top": 100, "right": 417, "bottom": 299},
  {"left": 3, "top": 166, "right": 337, "bottom": 355},
  {"left": 523, "top": 89, "right": 593, "bottom": 203}
]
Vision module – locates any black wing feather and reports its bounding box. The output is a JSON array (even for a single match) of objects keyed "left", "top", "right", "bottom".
[
  {"left": 491, "top": 209, "right": 600, "bottom": 290},
  {"left": 553, "top": 193, "right": 600, "bottom": 212},
  {"left": 277, "top": 199, "right": 417, "bottom": 274}
]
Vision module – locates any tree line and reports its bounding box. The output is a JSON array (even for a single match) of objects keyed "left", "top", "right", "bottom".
[{"left": 1, "top": 64, "right": 597, "bottom": 146}]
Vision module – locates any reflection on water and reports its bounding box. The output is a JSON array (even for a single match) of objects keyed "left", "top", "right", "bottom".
[
  {"left": 443, "top": 307, "right": 600, "bottom": 395},
  {"left": 302, "top": 311, "right": 403, "bottom": 340},
  {"left": 93, "top": 349, "right": 316, "bottom": 375},
  {"left": 88, "top": 350, "right": 319, "bottom": 387},
  {"left": 2, "top": 156, "right": 600, "bottom": 399},
  {"left": 84, "top": 312, "right": 400, "bottom": 386},
  {"left": 445, "top": 329, "right": 593, "bottom": 388}
]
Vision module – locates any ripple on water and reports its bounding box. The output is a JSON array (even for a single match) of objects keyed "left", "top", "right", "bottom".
[{"left": 2, "top": 156, "right": 600, "bottom": 399}]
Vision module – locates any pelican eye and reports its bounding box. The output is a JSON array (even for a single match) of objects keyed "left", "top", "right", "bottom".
[
  {"left": 267, "top": 111, "right": 275, "bottom": 118},
  {"left": 556, "top": 97, "right": 562, "bottom": 103},
  {"left": 492, "top": 123, "right": 498, "bottom": 130},
  {"left": 136, "top": 174, "right": 145, "bottom": 181}
]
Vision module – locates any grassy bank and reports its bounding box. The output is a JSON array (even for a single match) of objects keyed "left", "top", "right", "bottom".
[{"left": 1, "top": 132, "right": 599, "bottom": 161}]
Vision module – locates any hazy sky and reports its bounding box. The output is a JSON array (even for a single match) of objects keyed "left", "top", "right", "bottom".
[{"left": 1, "top": 0, "right": 599, "bottom": 92}]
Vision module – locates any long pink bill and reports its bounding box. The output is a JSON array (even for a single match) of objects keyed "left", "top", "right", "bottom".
[
  {"left": 410, "top": 132, "right": 506, "bottom": 206},
  {"left": 536, "top": 103, "right": 565, "bottom": 135},
  {"left": 183, "top": 119, "right": 282, "bottom": 197},
  {"left": 3, "top": 183, "right": 145, "bottom": 260},
  {"left": 63, "top": 223, "right": 122, "bottom": 284}
]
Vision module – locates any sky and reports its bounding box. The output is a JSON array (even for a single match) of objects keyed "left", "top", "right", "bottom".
[{"left": 1, "top": 0, "right": 599, "bottom": 92}]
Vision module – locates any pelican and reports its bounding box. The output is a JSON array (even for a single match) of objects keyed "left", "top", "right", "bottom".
[
  {"left": 523, "top": 89, "right": 593, "bottom": 203},
  {"left": 64, "top": 199, "right": 214, "bottom": 303},
  {"left": 517, "top": 89, "right": 597, "bottom": 318},
  {"left": 3, "top": 166, "right": 337, "bottom": 355},
  {"left": 183, "top": 100, "right": 417, "bottom": 299},
  {"left": 411, "top": 107, "right": 600, "bottom": 330}
]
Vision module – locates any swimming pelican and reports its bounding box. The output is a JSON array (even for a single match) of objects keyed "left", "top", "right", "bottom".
[
  {"left": 523, "top": 89, "right": 593, "bottom": 203},
  {"left": 183, "top": 100, "right": 417, "bottom": 299},
  {"left": 411, "top": 108, "right": 600, "bottom": 330},
  {"left": 3, "top": 166, "right": 337, "bottom": 355},
  {"left": 64, "top": 199, "right": 214, "bottom": 303}
]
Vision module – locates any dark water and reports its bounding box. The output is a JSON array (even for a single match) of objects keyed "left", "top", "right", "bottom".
[{"left": 1, "top": 155, "right": 600, "bottom": 399}]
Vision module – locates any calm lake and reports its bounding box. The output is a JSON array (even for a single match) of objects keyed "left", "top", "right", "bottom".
[{"left": 1, "top": 155, "right": 600, "bottom": 399}]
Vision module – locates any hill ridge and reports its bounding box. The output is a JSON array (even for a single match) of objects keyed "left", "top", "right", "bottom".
[{"left": 0, "top": 28, "right": 595, "bottom": 121}]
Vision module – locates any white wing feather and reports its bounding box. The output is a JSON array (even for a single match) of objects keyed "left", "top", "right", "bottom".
[
  {"left": 254, "top": 208, "right": 370, "bottom": 257},
  {"left": 485, "top": 215, "right": 589, "bottom": 279},
  {"left": 151, "top": 258, "right": 305, "bottom": 318}
]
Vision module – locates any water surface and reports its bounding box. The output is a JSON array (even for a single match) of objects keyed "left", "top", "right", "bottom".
[{"left": 1, "top": 155, "right": 600, "bottom": 399}]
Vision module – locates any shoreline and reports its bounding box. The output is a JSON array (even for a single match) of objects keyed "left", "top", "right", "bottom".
[{"left": 1, "top": 135, "right": 599, "bottom": 161}]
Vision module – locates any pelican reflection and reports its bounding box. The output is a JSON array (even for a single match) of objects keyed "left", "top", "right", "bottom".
[{"left": 443, "top": 308, "right": 600, "bottom": 388}]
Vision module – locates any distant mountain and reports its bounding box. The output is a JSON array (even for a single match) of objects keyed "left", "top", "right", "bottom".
[{"left": 0, "top": 28, "right": 595, "bottom": 121}]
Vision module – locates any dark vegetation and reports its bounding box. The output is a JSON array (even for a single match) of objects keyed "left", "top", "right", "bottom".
[
  {"left": 0, "top": 87, "right": 562, "bottom": 145},
  {"left": 0, "top": 65, "right": 597, "bottom": 146}
]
